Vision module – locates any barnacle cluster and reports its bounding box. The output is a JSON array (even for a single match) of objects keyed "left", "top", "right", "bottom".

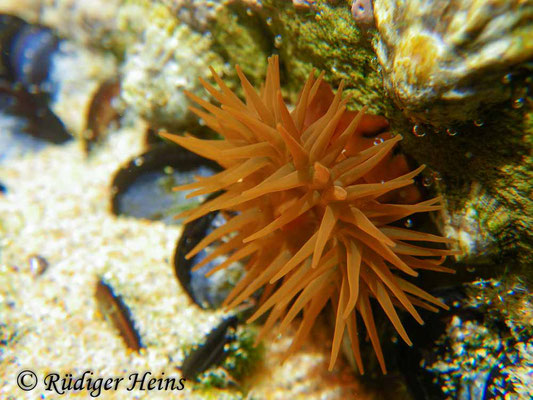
[{"left": 162, "top": 56, "right": 458, "bottom": 373}]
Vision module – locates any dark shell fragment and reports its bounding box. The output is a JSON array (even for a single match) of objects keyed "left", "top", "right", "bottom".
[
  {"left": 95, "top": 278, "right": 143, "bottom": 352},
  {"left": 83, "top": 78, "right": 121, "bottom": 153},
  {"left": 111, "top": 143, "right": 220, "bottom": 225},
  {"left": 174, "top": 208, "right": 247, "bottom": 310},
  {"left": 180, "top": 316, "right": 238, "bottom": 380}
]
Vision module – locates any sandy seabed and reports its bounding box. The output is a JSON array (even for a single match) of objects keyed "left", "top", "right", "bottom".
[{"left": 0, "top": 125, "right": 364, "bottom": 399}]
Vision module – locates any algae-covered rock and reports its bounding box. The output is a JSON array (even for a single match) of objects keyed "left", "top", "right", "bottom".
[
  {"left": 210, "top": 4, "right": 271, "bottom": 91},
  {"left": 395, "top": 104, "right": 532, "bottom": 281},
  {"left": 212, "top": 0, "right": 389, "bottom": 114},
  {"left": 209, "top": 0, "right": 532, "bottom": 279}
]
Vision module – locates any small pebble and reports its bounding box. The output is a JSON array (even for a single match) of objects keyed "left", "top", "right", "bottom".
[{"left": 28, "top": 254, "right": 48, "bottom": 276}]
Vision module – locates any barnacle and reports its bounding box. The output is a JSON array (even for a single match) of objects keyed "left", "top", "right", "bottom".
[{"left": 161, "top": 56, "right": 458, "bottom": 373}]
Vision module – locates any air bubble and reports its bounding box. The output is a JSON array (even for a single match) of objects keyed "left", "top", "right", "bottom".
[
  {"left": 134, "top": 157, "right": 144, "bottom": 167},
  {"left": 404, "top": 219, "right": 413, "bottom": 228},
  {"left": 274, "top": 35, "right": 282, "bottom": 48},
  {"left": 512, "top": 98, "right": 524, "bottom": 109},
  {"left": 412, "top": 124, "right": 426, "bottom": 137},
  {"left": 246, "top": 8, "right": 253, "bottom": 16},
  {"left": 446, "top": 128, "right": 458, "bottom": 136},
  {"left": 422, "top": 176, "right": 433, "bottom": 187},
  {"left": 473, "top": 119, "right": 484, "bottom": 127},
  {"left": 266, "top": 17, "right": 273, "bottom": 26},
  {"left": 432, "top": 171, "right": 443, "bottom": 181},
  {"left": 502, "top": 73, "right": 512, "bottom": 84},
  {"left": 373, "top": 137, "right": 384, "bottom": 145}
]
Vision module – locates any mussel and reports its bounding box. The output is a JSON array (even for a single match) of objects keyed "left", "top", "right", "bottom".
[
  {"left": 111, "top": 143, "right": 220, "bottom": 225},
  {"left": 0, "top": 14, "right": 70, "bottom": 157},
  {"left": 180, "top": 316, "right": 238, "bottom": 380},
  {"left": 0, "top": 14, "right": 59, "bottom": 94},
  {"left": 0, "top": 79, "right": 70, "bottom": 144},
  {"left": 173, "top": 207, "right": 249, "bottom": 310}
]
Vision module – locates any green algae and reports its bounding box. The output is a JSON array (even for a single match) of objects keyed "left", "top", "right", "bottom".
[
  {"left": 211, "top": 0, "right": 388, "bottom": 113},
  {"left": 211, "top": 5, "right": 272, "bottom": 90}
]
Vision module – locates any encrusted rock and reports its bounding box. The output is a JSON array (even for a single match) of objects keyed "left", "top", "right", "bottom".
[
  {"left": 373, "top": 0, "right": 533, "bottom": 126},
  {"left": 120, "top": 3, "right": 225, "bottom": 129}
]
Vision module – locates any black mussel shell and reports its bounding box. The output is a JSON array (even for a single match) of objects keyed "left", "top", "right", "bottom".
[
  {"left": 0, "top": 80, "right": 69, "bottom": 142},
  {"left": 0, "top": 16, "right": 69, "bottom": 161},
  {"left": 111, "top": 143, "right": 220, "bottom": 224},
  {"left": 0, "top": 14, "right": 59, "bottom": 93},
  {"left": 0, "top": 80, "right": 70, "bottom": 163},
  {"left": 0, "top": 14, "right": 26, "bottom": 79},
  {"left": 174, "top": 207, "right": 247, "bottom": 310},
  {"left": 181, "top": 316, "right": 238, "bottom": 380},
  {"left": 8, "top": 25, "right": 58, "bottom": 91}
]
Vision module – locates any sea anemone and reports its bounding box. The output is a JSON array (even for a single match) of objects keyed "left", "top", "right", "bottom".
[{"left": 161, "top": 56, "right": 458, "bottom": 373}]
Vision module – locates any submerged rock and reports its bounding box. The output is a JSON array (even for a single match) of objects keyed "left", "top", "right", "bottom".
[
  {"left": 373, "top": 0, "right": 533, "bottom": 126},
  {"left": 351, "top": 0, "right": 375, "bottom": 29},
  {"left": 120, "top": 2, "right": 226, "bottom": 130}
]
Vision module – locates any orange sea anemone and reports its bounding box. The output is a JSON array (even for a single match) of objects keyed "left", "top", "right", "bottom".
[{"left": 161, "top": 55, "right": 458, "bottom": 373}]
